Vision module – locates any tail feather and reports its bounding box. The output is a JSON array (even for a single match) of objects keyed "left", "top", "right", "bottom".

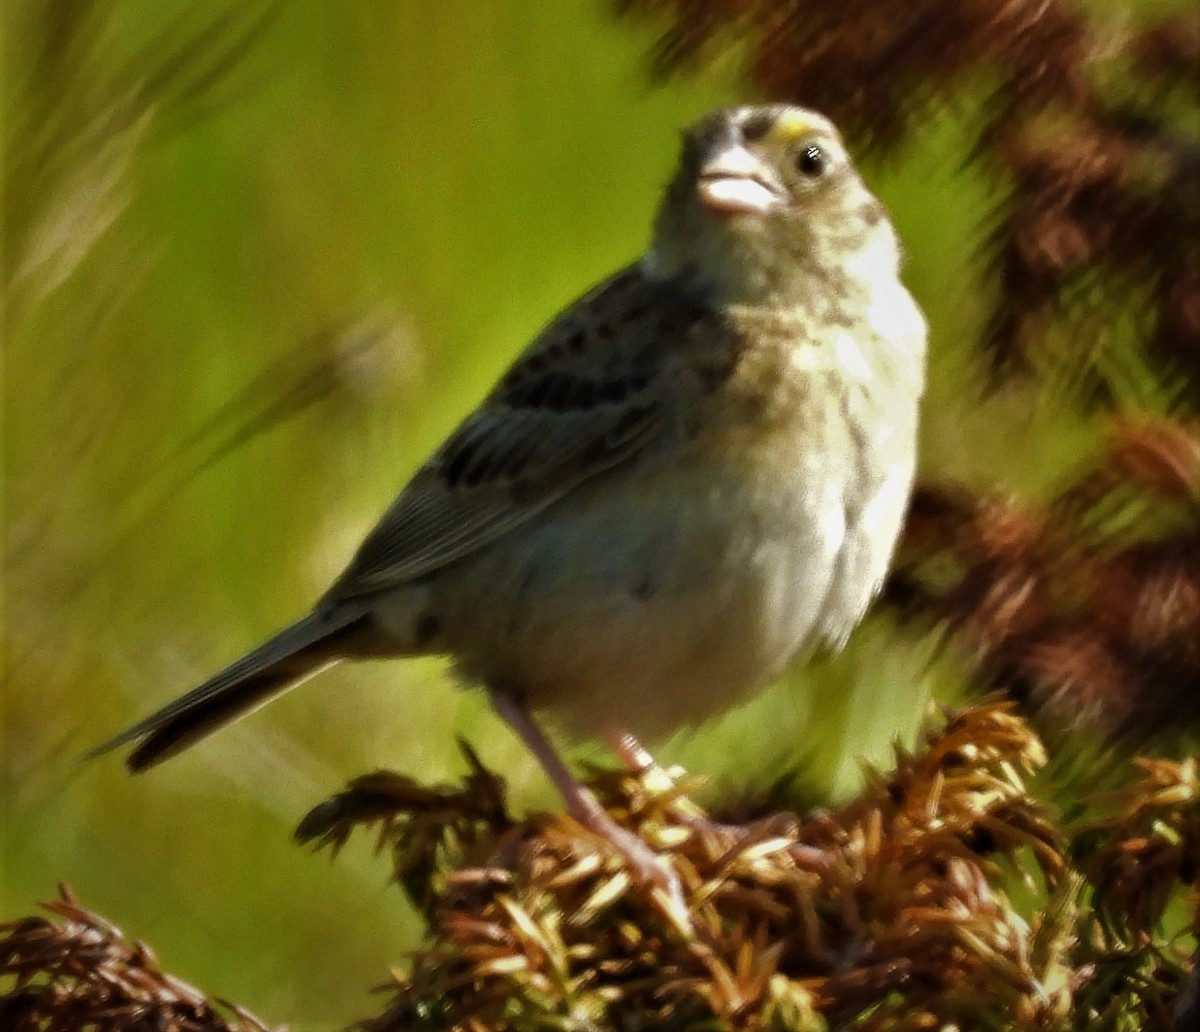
[{"left": 91, "top": 607, "right": 372, "bottom": 772}]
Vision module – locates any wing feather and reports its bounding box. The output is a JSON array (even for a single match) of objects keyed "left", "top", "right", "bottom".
[{"left": 324, "top": 266, "right": 713, "bottom": 601}]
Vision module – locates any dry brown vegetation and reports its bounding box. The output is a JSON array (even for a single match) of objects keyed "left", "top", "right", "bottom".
[{"left": 4, "top": 703, "right": 1199, "bottom": 1028}]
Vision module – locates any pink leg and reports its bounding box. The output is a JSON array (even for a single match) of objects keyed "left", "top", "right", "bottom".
[
  {"left": 603, "top": 728, "right": 657, "bottom": 773},
  {"left": 602, "top": 727, "right": 687, "bottom": 802},
  {"left": 489, "top": 689, "right": 686, "bottom": 917},
  {"left": 603, "top": 726, "right": 827, "bottom": 870}
]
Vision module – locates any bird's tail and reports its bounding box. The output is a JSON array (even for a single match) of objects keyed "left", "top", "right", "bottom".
[{"left": 90, "top": 607, "right": 373, "bottom": 772}]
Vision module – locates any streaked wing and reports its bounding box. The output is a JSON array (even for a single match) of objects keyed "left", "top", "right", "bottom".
[{"left": 324, "top": 265, "right": 710, "bottom": 600}]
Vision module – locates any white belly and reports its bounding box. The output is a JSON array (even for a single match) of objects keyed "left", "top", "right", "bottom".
[{"left": 425, "top": 457, "right": 849, "bottom": 740}]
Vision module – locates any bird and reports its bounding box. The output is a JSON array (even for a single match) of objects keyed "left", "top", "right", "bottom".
[{"left": 93, "top": 104, "right": 926, "bottom": 907}]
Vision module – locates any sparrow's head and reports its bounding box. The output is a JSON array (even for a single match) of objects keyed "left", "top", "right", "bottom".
[{"left": 649, "top": 105, "right": 901, "bottom": 305}]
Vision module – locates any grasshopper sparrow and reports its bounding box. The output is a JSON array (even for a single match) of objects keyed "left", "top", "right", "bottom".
[{"left": 96, "top": 105, "right": 926, "bottom": 905}]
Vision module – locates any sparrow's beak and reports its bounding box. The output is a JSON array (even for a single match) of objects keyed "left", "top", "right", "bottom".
[{"left": 697, "top": 146, "right": 783, "bottom": 215}]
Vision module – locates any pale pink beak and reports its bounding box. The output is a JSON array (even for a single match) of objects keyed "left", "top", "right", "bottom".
[{"left": 697, "top": 146, "right": 783, "bottom": 215}]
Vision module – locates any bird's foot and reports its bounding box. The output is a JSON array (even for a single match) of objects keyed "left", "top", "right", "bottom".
[
  {"left": 487, "top": 692, "right": 692, "bottom": 930},
  {"left": 566, "top": 784, "right": 691, "bottom": 934}
]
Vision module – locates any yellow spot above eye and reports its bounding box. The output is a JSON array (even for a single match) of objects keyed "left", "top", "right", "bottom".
[{"left": 768, "top": 111, "right": 819, "bottom": 142}]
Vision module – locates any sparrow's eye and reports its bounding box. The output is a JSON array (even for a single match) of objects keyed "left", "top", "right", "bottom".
[{"left": 795, "top": 145, "right": 827, "bottom": 178}]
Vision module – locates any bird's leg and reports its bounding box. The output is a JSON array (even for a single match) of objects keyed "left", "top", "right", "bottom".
[
  {"left": 604, "top": 729, "right": 826, "bottom": 871},
  {"left": 603, "top": 728, "right": 657, "bottom": 773},
  {"left": 488, "top": 688, "right": 687, "bottom": 917},
  {"left": 602, "top": 727, "right": 686, "bottom": 800}
]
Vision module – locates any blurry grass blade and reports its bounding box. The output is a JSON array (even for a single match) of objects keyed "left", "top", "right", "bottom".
[
  {"left": 131, "top": 3, "right": 282, "bottom": 140},
  {"left": 4, "top": 0, "right": 279, "bottom": 306},
  {"left": 172, "top": 322, "right": 393, "bottom": 479},
  {"left": 4, "top": 319, "right": 403, "bottom": 686}
]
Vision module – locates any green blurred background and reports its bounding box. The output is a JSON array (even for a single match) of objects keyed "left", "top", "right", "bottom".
[{"left": 0, "top": 0, "right": 1109, "bottom": 1027}]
